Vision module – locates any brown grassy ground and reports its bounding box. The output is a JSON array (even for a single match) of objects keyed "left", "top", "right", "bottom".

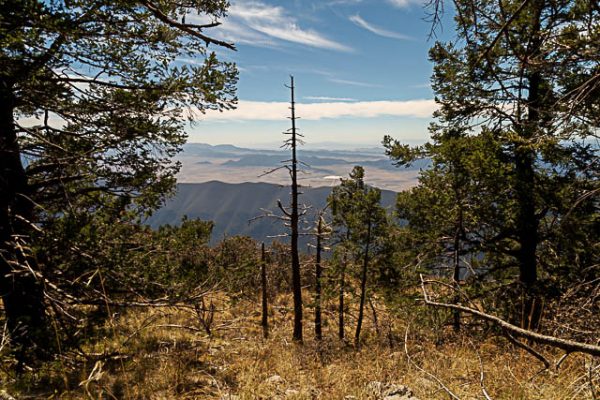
[{"left": 1, "top": 292, "right": 598, "bottom": 399}]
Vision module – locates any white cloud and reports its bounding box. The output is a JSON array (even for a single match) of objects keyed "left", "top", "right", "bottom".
[
  {"left": 349, "top": 15, "right": 412, "bottom": 40},
  {"left": 387, "top": 0, "right": 423, "bottom": 7},
  {"left": 195, "top": 99, "right": 437, "bottom": 121},
  {"left": 304, "top": 96, "right": 358, "bottom": 101},
  {"left": 310, "top": 0, "right": 364, "bottom": 11},
  {"left": 326, "top": 0, "right": 363, "bottom": 5},
  {"left": 198, "top": 1, "right": 352, "bottom": 52},
  {"left": 251, "top": 24, "right": 352, "bottom": 52},
  {"left": 215, "top": 19, "right": 277, "bottom": 47},
  {"left": 328, "top": 78, "right": 381, "bottom": 87}
]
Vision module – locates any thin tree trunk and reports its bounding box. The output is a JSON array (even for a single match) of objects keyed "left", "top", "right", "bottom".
[
  {"left": 354, "top": 218, "right": 372, "bottom": 349},
  {"left": 516, "top": 148, "right": 541, "bottom": 330},
  {"left": 315, "top": 218, "right": 323, "bottom": 341},
  {"left": 368, "top": 297, "right": 380, "bottom": 337},
  {"left": 261, "top": 243, "right": 269, "bottom": 339},
  {"left": 452, "top": 207, "right": 463, "bottom": 332},
  {"left": 338, "top": 252, "right": 346, "bottom": 341},
  {"left": 0, "top": 79, "right": 48, "bottom": 367},
  {"left": 288, "top": 76, "right": 303, "bottom": 342}
]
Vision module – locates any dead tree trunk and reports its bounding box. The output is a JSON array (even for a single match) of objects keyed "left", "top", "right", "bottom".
[
  {"left": 261, "top": 243, "right": 269, "bottom": 339},
  {"left": 314, "top": 216, "right": 323, "bottom": 341},
  {"left": 286, "top": 76, "right": 303, "bottom": 343}
]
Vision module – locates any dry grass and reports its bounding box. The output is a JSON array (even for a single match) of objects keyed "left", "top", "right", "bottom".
[{"left": 1, "top": 292, "right": 598, "bottom": 399}]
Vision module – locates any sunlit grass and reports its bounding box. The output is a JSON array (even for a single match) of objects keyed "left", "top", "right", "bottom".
[{"left": 1, "top": 292, "right": 597, "bottom": 399}]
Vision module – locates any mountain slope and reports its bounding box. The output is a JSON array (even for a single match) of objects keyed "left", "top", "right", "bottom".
[{"left": 147, "top": 181, "right": 397, "bottom": 244}]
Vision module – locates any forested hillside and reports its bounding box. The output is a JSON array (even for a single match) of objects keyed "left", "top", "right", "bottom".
[{"left": 147, "top": 181, "right": 397, "bottom": 244}]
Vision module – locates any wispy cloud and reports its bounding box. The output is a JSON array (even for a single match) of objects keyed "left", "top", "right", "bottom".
[
  {"left": 215, "top": 19, "right": 277, "bottom": 47},
  {"left": 202, "top": 1, "right": 352, "bottom": 52},
  {"left": 195, "top": 99, "right": 436, "bottom": 121},
  {"left": 387, "top": 0, "right": 423, "bottom": 8},
  {"left": 349, "top": 15, "right": 412, "bottom": 40},
  {"left": 328, "top": 78, "right": 381, "bottom": 87},
  {"left": 327, "top": 0, "right": 364, "bottom": 5},
  {"left": 304, "top": 96, "right": 358, "bottom": 102}
]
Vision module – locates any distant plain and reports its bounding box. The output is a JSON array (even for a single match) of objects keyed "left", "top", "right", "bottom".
[{"left": 175, "top": 143, "right": 427, "bottom": 192}]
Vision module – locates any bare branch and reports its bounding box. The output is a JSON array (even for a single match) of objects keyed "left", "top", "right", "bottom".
[
  {"left": 277, "top": 200, "right": 292, "bottom": 218},
  {"left": 420, "top": 275, "right": 600, "bottom": 357},
  {"left": 404, "top": 325, "right": 462, "bottom": 400},
  {"left": 503, "top": 329, "right": 550, "bottom": 370},
  {"left": 468, "top": 338, "right": 493, "bottom": 400},
  {"left": 140, "top": 0, "right": 235, "bottom": 50}
]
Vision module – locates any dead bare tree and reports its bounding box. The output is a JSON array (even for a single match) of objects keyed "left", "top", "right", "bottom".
[
  {"left": 254, "top": 76, "right": 306, "bottom": 343},
  {"left": 314, "top": 215, "right": 324, "bottom": 341},
  {"left": 286, "top": 76, "right": 303, "bottom": 342},
  {"left": 261, "top": 242, "right": 269, "bottom": 339}
]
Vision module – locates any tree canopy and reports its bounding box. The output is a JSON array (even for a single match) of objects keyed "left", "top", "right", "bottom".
[
  {"left": 0, "top": 0, "right": 237, "bottom": 362},
  {"left": 385, "top": 0, "right": 599, "bottom": 326}
]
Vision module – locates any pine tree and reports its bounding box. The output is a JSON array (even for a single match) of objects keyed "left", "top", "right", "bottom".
[
  {"left": 386, "top": 0, "right": 599, "bottom": 328},
  {"left": 330, "top": 166, "right": 388, "bottom": 347},
  {"left": 0, "top": 0, "right": 237, "bottom": 362}
]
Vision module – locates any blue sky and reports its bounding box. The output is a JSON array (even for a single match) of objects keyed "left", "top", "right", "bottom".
[{"left": 187, "top": 0, "right": 453, "bottom": 149}]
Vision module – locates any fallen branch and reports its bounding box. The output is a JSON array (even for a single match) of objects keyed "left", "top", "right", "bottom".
[
  {"left": 404, "top": 325, "right": 462, "bottom": 400},
  {"left": 503, "top": 329, "right": 550, "bottom": 370},
  {"left": 153, "top": 324, "right": 205, "bottom": 332},
  {"left": 420, "top": 275, "right": 600, "bottom": 357},
  {"left": 76, "top": 299, "right": 199, "bottom": 309},
  {"left": 468, "top": 338, "right": 493, "bottom": 400},
  {"left": 556, "top": 352, "right": 573, "bottom": 370}
]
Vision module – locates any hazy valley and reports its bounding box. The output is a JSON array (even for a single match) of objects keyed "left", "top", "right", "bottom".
[
  {"left": 174, "top": 143, "right": 428, "bottom": 192},
  {"left": 148, "top": 181, "right": 397, "bottom": 244},
  {"left": 151, "top": 143, "right": 408, "bottom": 240}
]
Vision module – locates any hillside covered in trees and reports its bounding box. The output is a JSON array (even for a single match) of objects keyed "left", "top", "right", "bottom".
[
  {"left": 146, "top": 181, "right": 397, "bottom": 245},
  {"left": 0, "top": 0, "right": 598, "bottom": 399}
]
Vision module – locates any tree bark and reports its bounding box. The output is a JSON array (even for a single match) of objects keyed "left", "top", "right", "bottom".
[
  {"left": 515, "top": 0, "right": 544, "bottom": 329},
  {"left": 0, "top": 78, "right": 48, "bottom": 366}
]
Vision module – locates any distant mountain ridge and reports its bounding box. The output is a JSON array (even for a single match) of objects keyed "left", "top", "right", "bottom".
[
  {"left": 147, "top": 181, "right": 397, "bottom": 245},
  {"left": 181, "top": 143, "right": 430, "bottom": 170},
  {"left": 182, "top": 143, "right": 387, "bottom": 159}
]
